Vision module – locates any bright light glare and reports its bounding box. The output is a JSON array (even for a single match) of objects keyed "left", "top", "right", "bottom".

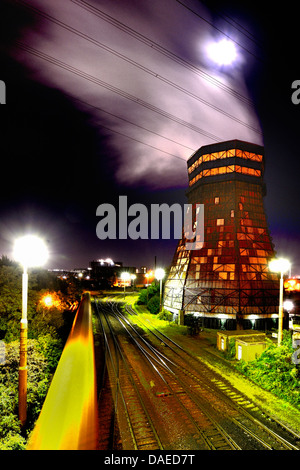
[
  {"left": 155, "top": 268, "right": 165, "bottom": 281},
  {"left": 121, "top": 272, "right": 130, "bottom": 280},
  {"left": 283, "top": 300, "right": 294, "bottom": 312},
  {"left": 207, "top": 39, "right": 237, "bottom": 65},
  {"left": 42, "top": 295, "right": 54, "bottom": 307},
  {"left": 14, "top": 235, "right": 48, "bottom": 268},
  {"left": 269, "top": 258, "right": 291, "bottom": 274}
]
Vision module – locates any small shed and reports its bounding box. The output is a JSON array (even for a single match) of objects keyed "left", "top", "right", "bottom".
[
  {"left": 235, "top": 336, "right": 267, "bottom": 361},
  {"left": 217, "top": 330, "right": 266, "bottom": 352}
]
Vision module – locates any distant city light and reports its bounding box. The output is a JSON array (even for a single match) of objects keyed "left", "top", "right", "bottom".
[
  {"left": 284, "top": 278, "right": 300, "bottom": 291},
  {"left": 207, "top": 39, "right": 237, "bottom": 65},
  {"left": 105, "top": 258, "right": 114, "bottom": 265},
  {"left": 98, "top": 258, "right": 114, "bottom": 266}
]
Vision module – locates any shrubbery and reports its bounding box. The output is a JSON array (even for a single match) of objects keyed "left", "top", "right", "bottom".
[
  {"left": 236, "top": 331, "right": 300, "bottom": 407},
  {"left": 0, "top": 336, "right": 63, "bottom": 449},
  {"left": 136, "top": 282, "right": 161, "bottom": 314},
  {"left": 0, "top": 256, "right": 80, "bottom": 449}
]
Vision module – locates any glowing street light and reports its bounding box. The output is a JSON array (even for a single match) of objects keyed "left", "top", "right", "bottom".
[
  {"left": 121, "top": 272, "right": 130, "bottom": 298},
  {"left": 283, "top": 300, "right": 294, "bottom": 313},
  {"left": 130, "top": 273, "right": 136, "bottom": 291},
  {"left": 42, "top": 294, "right": 54, "bottom": 308},
  {"left": 207, "top": 38, "right": 237, "bottom": 66},
  {"left": 13, "top": 234, "right": 49, "bottom": 426},
  {"left": 155, "top": 268, "right": 165, "bottom": 313},
  {"left": 269, "top": 258, "right": 291, "bottom": 346}
]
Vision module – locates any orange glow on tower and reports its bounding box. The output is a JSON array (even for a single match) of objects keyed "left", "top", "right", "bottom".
[{"left": 164, "top": 140, "right": 279, "bottom": 330}]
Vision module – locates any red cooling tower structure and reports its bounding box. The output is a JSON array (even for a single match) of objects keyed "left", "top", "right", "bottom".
[{"left": 164, "top": 139, "right": 279, "bottom": 330}]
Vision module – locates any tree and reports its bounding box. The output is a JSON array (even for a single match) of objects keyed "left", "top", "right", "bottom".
[{"left": 147, "top": 295, "right": 160, "bottom": 314}]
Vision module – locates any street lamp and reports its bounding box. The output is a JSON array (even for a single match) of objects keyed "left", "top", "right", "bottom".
[
  {"left": 130, "top": 274, "right": 136, "bottom": 291},
  {"left": 121, "top": 272, "right": 130, "bottom": 299},
  {"left": 13, "top": 235, "right": 49, "bottom": 426},
  {"left": 41, "top": 294, "right": 54, "bottom": 308},
  {"left": 155, "top": 268, "right": 165, "bottom": 313},
  {"left": 269, "top": 258, "right": 291, "bottom": 346}
]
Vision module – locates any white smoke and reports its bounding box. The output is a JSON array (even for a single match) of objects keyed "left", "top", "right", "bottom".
[{"left": 14, "top": 0, "right": 262, "bottom": 188}]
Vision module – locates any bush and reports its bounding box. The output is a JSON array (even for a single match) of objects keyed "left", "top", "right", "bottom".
[
  {"left": 236, "top": 331, "right": 300, "bottom": 406},
  {"left": 0, "top": 335, "right": 64, "bottom": 449},
  {"left": 147, "top": 295, "right": 160, "bottom": 314},
  {"left": 158, "top": 309, "right": 173, "bottom": 322},
  {"left": 136, "top": 288, "right": 148, "bottom": 305}
]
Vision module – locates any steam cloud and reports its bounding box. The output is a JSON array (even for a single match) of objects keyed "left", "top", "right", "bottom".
[{"left": 14, "top": 0, "right": 262, "bottom": 189}]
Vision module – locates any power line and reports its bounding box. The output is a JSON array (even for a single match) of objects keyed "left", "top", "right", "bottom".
[
  {"left": 71, "top": 96, "right": 196, "bottom": 152},
  {"left": 17, "top": 1, "right": 260, "bottom": 134},
  {"left": 15, "top": 41, "right": 223, "bottom": 142},
  {"left": 201, "top": 1, "right": 263, "bottom": 47},
  {"left": 175, "top": 0, "right": 262, "bottom": 62},
  {"left": 71, "top": 0, "right": 254, "bottom": 108},
  {"left": 99, "top": 124, "right": 188, "bottom": 163}
]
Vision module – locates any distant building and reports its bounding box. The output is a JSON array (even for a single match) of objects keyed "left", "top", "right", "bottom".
[
  {"left": 49, "top": 260, "right": 154, "bottom": 290},
  {"left": 90, "top": 258, "right": 136, "bottom": 288}
]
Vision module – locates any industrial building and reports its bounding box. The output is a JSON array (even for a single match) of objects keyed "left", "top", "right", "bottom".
[{"left": 163, "top": 139, "right": 279, "bottom": 330}]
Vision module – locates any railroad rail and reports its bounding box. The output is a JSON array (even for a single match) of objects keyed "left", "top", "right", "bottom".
[
  {"left": 95, "top": 298, "right": 300, "bottom": 450},
  {"left": 94, "top": 299, "right": 240, "bottom": 449},
  {"left": 94, "top": 299, "right": 164, "bottom": 450},
  {"left": 124, "top": 303, "right": 300, "bottom": 450}
]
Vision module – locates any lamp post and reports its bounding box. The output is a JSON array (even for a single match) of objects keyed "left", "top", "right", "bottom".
[
  {"left": 155, "top": 268, "right": 165, "bottom": 313},
  {"left": 130, "top": 274, "right": 136, "bottom": 291},
  {"left": 13, "top": 235, "right": 49, "bottom": 427},
  {"left": 121, "top": 272, "right": 130, "bottom": 299},
  {"left": 269, "top": 258, "right": 291, "bottom": 346}
]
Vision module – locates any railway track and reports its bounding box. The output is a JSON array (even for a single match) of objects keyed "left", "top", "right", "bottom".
[
  {"left": 94, "top": 298, "right": 300, "bottom": 450},
  {"left": 124, "top": 303, "right": 300, "bottom": 450},
  {"left": 94, "top": 300, "right": 163, "bottom": 450}
]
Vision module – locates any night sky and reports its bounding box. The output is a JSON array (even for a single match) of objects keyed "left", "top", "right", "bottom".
[{"left": 0, "top": 0, "right": 299, "bottom": 274}]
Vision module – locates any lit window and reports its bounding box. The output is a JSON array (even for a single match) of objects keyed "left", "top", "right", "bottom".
[
  {"left": 231, "top": 210, "right": 235, "bottom": 218},
  {"left": 214, "top": 197, "right": 220, "bottom": 204},
  {"left": 217, "top": 218, "right": 224, "bottom": 226},
  {"left": 219, "top": 272, "right": 227, "bottom": 280}
]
